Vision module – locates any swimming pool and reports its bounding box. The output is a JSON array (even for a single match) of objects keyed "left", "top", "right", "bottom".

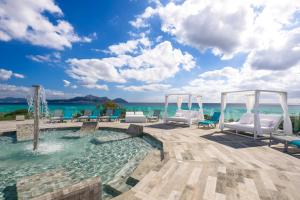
[{"left": 0, "top": 128, "right": 156, "bottom": 199}]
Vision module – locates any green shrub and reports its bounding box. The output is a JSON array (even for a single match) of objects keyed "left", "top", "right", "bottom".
[{"left": 0, "top": 109, "right": 29, "bottom": 121}]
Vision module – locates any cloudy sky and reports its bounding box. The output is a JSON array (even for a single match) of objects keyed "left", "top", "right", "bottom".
[{"left": 0, "top": 0, "right": 300, "bottom": 103}]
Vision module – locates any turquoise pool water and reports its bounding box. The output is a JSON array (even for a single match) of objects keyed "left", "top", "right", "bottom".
[{"left": 0, "top": 129, "right": 155, "bottom": 199}]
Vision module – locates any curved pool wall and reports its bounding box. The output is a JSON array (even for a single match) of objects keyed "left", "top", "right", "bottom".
[{"left": 0, "top": 127, "right": 161, "bottom": 199}]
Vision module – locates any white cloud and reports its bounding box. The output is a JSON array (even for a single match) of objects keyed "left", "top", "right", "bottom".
[
  {"left": 120, "top": 41, "right": 196, "bottom": 82},
  {"left": 0, "top": 84, "right": 78, "bottom": 99},
  {"left": 63, "top": 79, "right": 78, "bottom": 89},
  {"left": 67, "top": 40, "right": 195, "bottom": 86},
  {"left": 132, "top": 0, "right": 300, "bottom": 62},
  {"left": 107, "top": 37, "right": 150, "bottom": 55},
  {"left": 67, "top": 58, "right": 127, "bottom": 84},
  {"left": 27, "top": 52, "right": 61, "bottom": 63},
  {"left": 63, "top": 80, "right": 71, "bottom": 87},
  {"left": 117, "top": 83, "right": 171, "bottom": 92},
  {"left": 82, "top": 84, "right": 108, "bottom": 91},
  {"left": 178, "top": 64, "right": 300, "bottom": 103},
  {"left": 248, "top": 28, "right": 300, "bottom": 70},
  {"left": 13, "top": 73, "right": 25, "bottom": 79},
  {"left": 0, "top": 0, "right": 91, "bottom": 50},
  {"left": 0, "top": 68, "right": 24, "bottom": 80}
]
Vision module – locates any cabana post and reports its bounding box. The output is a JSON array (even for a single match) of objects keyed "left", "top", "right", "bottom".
[
  {"left": 219, "top": 90, "right": 293, "bottom": 139},
  {"left": 164, "top": 93, "right": 204, "bottom": 126}
]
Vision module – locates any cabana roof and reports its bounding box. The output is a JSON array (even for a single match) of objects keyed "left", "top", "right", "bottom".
[
  {"left": 222, "top": 89, "right": 287, "bottom": 94},
  {"left": 165, "top": 93, "right": 202, "bottom": 97}
]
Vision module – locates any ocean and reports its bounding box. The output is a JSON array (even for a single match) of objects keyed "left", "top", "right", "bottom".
[{"left": 1, "top": 103, "right": 300, "bottom": 121}]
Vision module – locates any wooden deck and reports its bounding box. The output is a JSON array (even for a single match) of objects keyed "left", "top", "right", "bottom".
[
  {"left": 0, "top": 120, "right": 299, "bottom": 199},
  {"left": 115, "top": 123, "right": 300, "bottom": 200}
]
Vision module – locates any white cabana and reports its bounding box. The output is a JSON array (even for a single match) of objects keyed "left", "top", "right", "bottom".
[
  {"left": 164, "top": 93, "right": 204, "bottom": 126},
  {"left": 219, "top": 90, "right": 293, "bottom": 139}
]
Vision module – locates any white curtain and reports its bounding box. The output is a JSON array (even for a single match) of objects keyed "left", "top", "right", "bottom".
[
  {"left": 188, "top": 95, "right": 192, "bottom": 110},
  {"left": 177, "top": 96, "right": 183, "bottom": 110},
  {"left": 278, "top": 93, "right": 293, "bottom": 135},
  {"left": 246, "top": 94, "right": 255, "bottom": 113},
  {"left": 163, "top": 95, "right": 169, "bottom": 123},
  {"left": 219, "top": 93, "right": 227, "bottom": 130},
  {"left": 253, "top": 91, "right": 262, "bottom": 137},
  {"left": 196, "top": 96, "right": 204, "bottom": 120}
]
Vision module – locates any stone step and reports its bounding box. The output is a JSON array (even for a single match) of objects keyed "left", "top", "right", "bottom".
[
  {"left": 129, "top": 150, "right": 165, "bottom": 183},
  {"left": 92, "top": 134, "right": 134, "bottom": 144}
]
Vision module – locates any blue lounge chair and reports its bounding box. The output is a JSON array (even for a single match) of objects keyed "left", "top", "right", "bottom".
[
  {"left": 78, "top": 110, "right": 92, "bottom": 121},
  {"left": 63, "top": 111, "right": 73, "bottom": 122},
  {"left": 89, "top": 110, "right": 101, "bottom": 121},
  {"left": 198, "top": 112, "right": 221, "bottom": 128},
  {"left": 109, "top": 109, "right": 122, "bottom": 121},
  {"left": 289, "top": 140, "right": 300, "bottom": 148},
  {"left": 50, "top": 110, "right": 63, "bottom": 123}
]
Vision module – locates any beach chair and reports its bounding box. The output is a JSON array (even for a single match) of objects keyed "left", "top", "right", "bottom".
[
  {"left": 109, "top": 109, "right": 122, "bottom": 121},
  {"left": 50, "top": 110, "right": 63, "bottom": 123},
  {"left": 78, "top": 110, "right": 92, "bottom": 121},
  {"left": 89, "top": 110, "right": 101, "bottom": 121},
  {"left": 147, "top": 110, "right": 161, "bottom": 122},
  {"left": 125, "top": 111, "right": 147, "bottom": 123},
  {"left": 63, "top": 111, "right": 73, "bottom": 122},
  {"left": 269, "top": 133, "right": 300, "bottom": 153},
  {"left": 198, "top": 112, "right": 221, "bottom": 128}
]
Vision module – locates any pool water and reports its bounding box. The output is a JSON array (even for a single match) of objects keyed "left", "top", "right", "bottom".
[{"left": 0, "top": 129, "right": 155, "bottom": 199}]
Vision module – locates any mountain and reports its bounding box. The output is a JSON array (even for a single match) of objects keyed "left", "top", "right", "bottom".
[
  {"left": 0, "top": 97, "right": 27, "bottom": 103},
  {"left": 113, "top": 98, "right": 128, "bottom": 104},
  {"left": 0, "top": 95, "right": 128, "bottom": 104}
]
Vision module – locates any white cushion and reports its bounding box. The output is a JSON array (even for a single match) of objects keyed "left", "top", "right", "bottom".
[
  {"left": 175, "top": 111, "right": 183, "bottom": 117},
  {"left": 135, "top": 111, "right": 144, "bottom": 116},
  {"left": 260, "top": 119, "right": 273, "bottom": 127},
  {"left": 239, "top": 113, "right": 253, "bottom": 124},
  {"left": 126, "top": 112, "right": 134, "bottom": 116}
]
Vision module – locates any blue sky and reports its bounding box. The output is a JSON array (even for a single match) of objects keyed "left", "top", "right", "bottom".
[{"left": 0, "top": 0, "right": 299, "bottom": 103}]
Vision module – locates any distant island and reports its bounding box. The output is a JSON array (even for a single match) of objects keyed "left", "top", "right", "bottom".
[{"left": 0, "top": 95, "right": 128, "bottom": 104}]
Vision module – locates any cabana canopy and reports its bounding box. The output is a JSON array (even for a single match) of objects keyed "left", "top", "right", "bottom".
[
  {"left": 163, "top": 93, "right": 204, "bottom": 125},
  {"left": 219, "top": 90, "right": 293, "bottom": 139}
]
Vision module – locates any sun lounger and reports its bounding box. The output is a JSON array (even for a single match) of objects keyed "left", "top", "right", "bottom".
[
  {"left": 147, "top": 110, "right": 161, "bottom": 122},
  {"left": 125, "top": 111, "right": 147, "bottom": 123},
  {"left": 50, "top": 110, "right": 63, "bottom": 123},
  {"left": 270, "top": 132, "right": 300, "bottom": 152},
  {"left": 78, "top": 110, "right": 92, "bottom": 121},
  {"left": 224, "top": 113, "right": 283, "bottom": 135},
  {"left": 109, "top": 109, "right": 122, "bottom": 121},
  {"left": 62, "top": 111, "right": 73, "bottom": 122},
  {"left": 198, "top": 112, "right": 221, "bottom": 128},
  {"left": 89, "top": 110, "right": 101, "bottom": 121},
  {"left": 165, "top": 110, "right": 202, "bottom": 125}
]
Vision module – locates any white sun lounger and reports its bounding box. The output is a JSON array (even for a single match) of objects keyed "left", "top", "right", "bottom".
[
  {"left": 224, "top": 113, "right": 283, "bottom": 135},
  {"left": 165, "top": 110, "right": 202, "bottom": 125},
  {"left": 125, "top": 111, "right": 147, "bottom": 123}
]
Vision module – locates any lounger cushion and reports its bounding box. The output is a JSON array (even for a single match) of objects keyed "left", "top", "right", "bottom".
[
  {"left": 289, "top": 140, "right": 300, "bottom": 148},
  {"left": 224, "top": 122, "right": 273, "bottom": 134},
  {"left": 260, "top": 119, "right": 273, "bottom": 127},
  {"left": 239, "top": 113, "right": 253, "bottom": 124},
  {"left": 125, "top": 116, "right": 147, "bottom": 123},
  {"left": 135, "top": 111, "right": 144, "bottom": 116},
  {"left": 126, "top": 112, "right": 134, "bottom": 116}
]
